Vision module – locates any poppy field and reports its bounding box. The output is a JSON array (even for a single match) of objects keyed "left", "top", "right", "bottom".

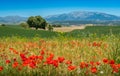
[{"left": 0, "top": 35, "right": 120, "bottom": 76}]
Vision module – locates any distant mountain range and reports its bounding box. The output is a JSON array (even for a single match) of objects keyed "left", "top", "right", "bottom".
[
  {"left": 45, "top": 11, "right": 120, "bottom": 21},
  {"left": 0, "top": 11, "right": 120, "bottom": 24},
  {"left": 0, "top": 16, "right": 27, "bottom": 24}
]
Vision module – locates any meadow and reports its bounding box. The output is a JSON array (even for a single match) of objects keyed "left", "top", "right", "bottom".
[{"left": 0, "top": 25, "right": 120, "bottom": 76}]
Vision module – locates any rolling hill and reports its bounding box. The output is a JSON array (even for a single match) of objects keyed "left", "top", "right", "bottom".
[{"left": 45, "top": 11, "right": 120, "bottom": 21}]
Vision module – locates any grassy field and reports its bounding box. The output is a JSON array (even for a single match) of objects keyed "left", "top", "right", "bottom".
[
  {"left": 0, "top": 25, "right": 120, "bottom": 76},
  {"left": 0, "top": 26, "right": 58, "bottom": 38},
  {"left": 0, "top": 25, "right": 120, "bottom": 38}
]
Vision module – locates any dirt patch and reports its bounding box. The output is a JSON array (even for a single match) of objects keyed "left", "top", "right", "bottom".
[{"left": 53, "top": 25, "right": 86, "bottom": 32}]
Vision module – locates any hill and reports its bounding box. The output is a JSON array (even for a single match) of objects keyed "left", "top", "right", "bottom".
[
  {"left": 46, "top": 11, "right": 120, "bottom": 21},
  {"left": 1, "top": 11, "right": 120, "bottom": 25},
  {"left": 0, "top": 16, "right": 27, "bottom": 24}
]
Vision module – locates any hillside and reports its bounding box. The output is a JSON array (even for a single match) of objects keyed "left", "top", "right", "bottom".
[
  {"left": 0, "top": 16, "right": 27, "bottom": 24},
  {"left": 1, "top": 11, "right": 120, "bottom": 25},
  {"left": 46, "top": 11, "right": 120, "bottom": 21}
]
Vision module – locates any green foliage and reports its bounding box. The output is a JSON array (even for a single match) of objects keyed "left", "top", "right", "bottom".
[
  {"left": 27, "top": 16, "right": 47, "bottom": 30},
  {"left": 0, "top": 25, "right": 120, "bottom": 39},
  {"left": 47, "top": 24, "right": 53, "bottom": 31},
  {"left": 0, "top": 26, "right": 58, "bottom": 38},
  {"left": 52, "top": 24, "right": 62, "bottom": 27},
  {"left": 19, "top": 22, "right": 29, "bottom": 29},
  {"left": 68, "top": 26, "right": 120, "bottom": 38},
  {"left": 1, "top": 24, "right": 6, "bottom": 26}
]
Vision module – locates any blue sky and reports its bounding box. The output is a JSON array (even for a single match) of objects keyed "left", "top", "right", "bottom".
[{"left": 0, "top": 0, "right": 120, "bottom": 17}]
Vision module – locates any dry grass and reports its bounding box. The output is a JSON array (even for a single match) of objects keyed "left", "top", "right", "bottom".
[
  {"left": 53, "top": 24, "right": 95, "bottom": 32},
  {"left": 53, "top": 25, "right": 86, "bottom": 32}
]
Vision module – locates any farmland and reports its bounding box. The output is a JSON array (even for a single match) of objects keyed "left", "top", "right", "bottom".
[
  {"left": 0, "top": 25, "right": 120, "bottom": 38},
  {"left": 0, "top": 25, "right": 120, "bottom": 76}
]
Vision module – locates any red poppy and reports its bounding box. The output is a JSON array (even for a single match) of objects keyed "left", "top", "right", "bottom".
[
  {"left": 109, "top": 60, "right": 115, "bottom": 65},
  {"left": 91, "top": 67, "right": 97, "bottom": 73},
  {"left": 80, "top": 62, "right": 88, "bottom": 69},
  {"left": 12, "top": 61, "right": 19, "bottom": 68},
  {"left": 90, "top": 61, "right": 95, "bottom": 66},
  {"left": 58, "top": 57, "right": 65, "bottom": 63},
  {"left": 112, "top": 69, "right": 119, "bottom": 73},
  {"left": 103, "top": 58, "right": 108, "bottom": 64},
  {"left": 29, "top": 62, "right": 36, "bottom": 69},
  {"left": 52, "top": 60, "right": 59, "bottom": 67},
  {"left": 68, "top": 65, "right": 76, "bottom": 71},
  {"left": 40, "top": 50, "right": 45, "bottom": 55},
  {"left": 96, "top": 62, "right": 100, "bottom": 66},
  {"left": 38, "top": 55, "right": 43, "bottom": 60},
  {"left": 6, "top": 60, "right": 11, "bottom": 64},
  {"left": 0, "top": 66, "right": 3, "bottom": 71},
  {"left": 65, "top": 60, "right": 72, "bottom": 65}
]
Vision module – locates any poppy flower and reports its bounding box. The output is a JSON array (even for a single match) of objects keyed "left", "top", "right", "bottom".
[
  {"left": 40, "top": 50, "right": 45, "bottom": 55},
  {"left": 103, "top": 58, "right": 108, "bottom": 64},
  {"left": 80, "top": 62, "right": 88, "bottom": 69},
  {"left": 6, "top": 60, "right": 11, "bottom": 64},
  {"left": 96, "top": 62, "right": 100, "bottom": 66},
  {"left": 68, "top": 65, "right": 76, "bottom": 71},
  {"left": 0, "top": 66, "right": 3, "bottom": 71},
  {"left": 112, "top": 69, "right": 119, "bottom": 73},
  {"left": 52, "top": 60, "right": 59, "bottom": 67},
  {"left": 12, "top": 61, "right": 19, "bottom": 68},
  {"left": 91, "top": 67, "right": 97, "bottom": 73},
  {"left": 109, "top": 60, "right": 115, "bottom": 65},
  {"left": 65, "top": 60, "right": 72, "bottom": 65},
  {"left": 58, "top": 57, "right": 65, "bottom": 63}
]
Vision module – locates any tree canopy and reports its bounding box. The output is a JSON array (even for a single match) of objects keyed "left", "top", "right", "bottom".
[{"left": 27, "top": 16, "right": 47, "bottom": 30}]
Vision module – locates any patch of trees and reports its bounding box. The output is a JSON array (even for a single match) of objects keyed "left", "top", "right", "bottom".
[
  {"left": 27, "top": 16, "right": 47, "bottom": 30},
  {"left": 1, "top": 24, "right": 6, "bottom": 26},
  {"left": 20, "top": 23, "right": 29, "bottom": 29},
  {"left": 52, "top": 24, "right": 62, "bottom": 27}
]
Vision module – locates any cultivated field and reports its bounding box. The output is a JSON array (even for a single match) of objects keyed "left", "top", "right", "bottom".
[{"left": 0, "top": 25, "right": 120, "bottom": 76}]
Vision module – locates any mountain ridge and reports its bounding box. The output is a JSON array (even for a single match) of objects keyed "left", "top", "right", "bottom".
[
  {"left": 45, "top": 11, "right": 120, "bottom": 21},
  {"left": 0, "top": 11, "right": 120, "bottom": 24}
]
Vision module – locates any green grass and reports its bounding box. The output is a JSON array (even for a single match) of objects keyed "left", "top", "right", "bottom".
[
  {"left": 67, "top": 26, "right": 120, "bottom": 38},
  {"left": 0, "top": 25, "right": 120, "bottom": 38},
  {"left": 0, "top": 26, "right": 58, "bottom": 38},
  {"left": 0, "top": 25, "right": 120, "bottom": 76}
]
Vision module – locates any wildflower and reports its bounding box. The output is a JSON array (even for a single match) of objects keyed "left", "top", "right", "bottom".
[
  {"left": 9, "top": 48, "right": 18, "bottom": 54},
  {"left": 65, "top": 60, "right": 72, "bottom": 65},
  {"left": 12, "top": 61, "right": 19, "bottom": 68},
  {"left": 0, "top": 66, "right": 3, "bottom": 71},
  {"left": 6, "top": 60, "right": 11, "bottom": 64},
  {"left": 29, "top": 62, "right": 36, "bottom": 69},
  {"left": 80, "top": 62, "right": 88, "bottom": 69},
  {"left": 100, "top": 71, "right": 104, "bottom": 74},
  {"left": 90, "top": 61, "right": 95, "bottom": 66},
  {"left": 109, "top": 60, "right": 115, "bottom": 65},
  {"left": 96, "top": 61, "right": 100, "bottom": 66},
  {"left": 52, "top": 60, "right": 59, "bottom": 67},
  {"left": 103, "top": 58, "right": 108, "bottom": 64},
  {"left": 38, "top": 55, "right": 43, "bottom": 60},
  {"left": 91, "top": 67, "right": 97, "bottom": 73},
  {"left": 68, "top": 65, "right": 76, "bottom": 71},
  {"left": 58, "top": 57, "right": 65, "bottom": 63},
  {"left": 40, "top": 50, "right": 45, "bottom": 55},
  {"left": 112, "top": 69, "right": 119, "bottom": 73}
]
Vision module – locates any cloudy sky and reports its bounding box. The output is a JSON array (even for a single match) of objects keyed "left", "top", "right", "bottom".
[{"left": 0, "top": 0, "right": 120, "bottom": 17}]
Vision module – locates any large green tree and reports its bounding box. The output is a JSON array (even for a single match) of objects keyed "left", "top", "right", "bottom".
[{"left": 27, "top": 16, "right": 47, "bottom": 30}]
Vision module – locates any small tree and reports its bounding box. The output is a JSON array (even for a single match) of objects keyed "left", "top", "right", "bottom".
[
  {"left": 1, "top": 24, "right": 6, "bottom": 26},
  {"left": 20, "top": 23, "right": 29, "bottom": 29},
  {"left": 47, "top": 24, "right": 53, "bottom": 31},
  {"left": 27, "top": 16, "right": 47, "bottom": 30}
]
